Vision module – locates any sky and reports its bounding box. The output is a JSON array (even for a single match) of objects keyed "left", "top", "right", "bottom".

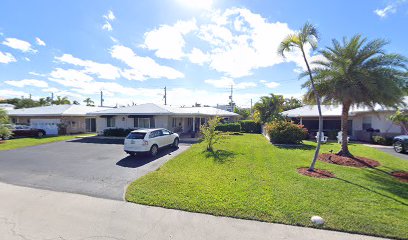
[{"left": 0, "top": 0, "right": 407, "bottom": 108}]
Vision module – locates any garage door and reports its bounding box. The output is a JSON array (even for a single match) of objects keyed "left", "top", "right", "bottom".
[{"left": 30, "top": 119, "right": 60, "bottom": 135}]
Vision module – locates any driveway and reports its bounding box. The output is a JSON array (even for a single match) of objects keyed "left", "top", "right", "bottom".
[
  {"left": 0, "top": 137, "right": 190, "bottom": 200},
  {"left": 364, "top": 143, "right": 408, "bottom": 160}
]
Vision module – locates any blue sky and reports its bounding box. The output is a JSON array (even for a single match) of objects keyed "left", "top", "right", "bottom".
[{"left": 0, "top": 0, "right": 407, "bottom": 107}]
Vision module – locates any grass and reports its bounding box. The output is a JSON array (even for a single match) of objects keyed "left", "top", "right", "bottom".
[
  {"left": 0, "top": 133, "right": 96, "bottom": 151},
  {"left": 126, "top": 134, "right": 408, "bottom": 239}
]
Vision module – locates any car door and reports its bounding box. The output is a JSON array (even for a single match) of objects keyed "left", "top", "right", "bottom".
[{"left": 161, "top": 129, "right": 173, "bottom": 146}]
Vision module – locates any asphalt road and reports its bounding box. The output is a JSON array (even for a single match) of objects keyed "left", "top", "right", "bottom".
[
  {"left": 0, "top": 137, "right": 190, "bottom": 200},
  {"left": 365, "top": 144, "right": 408, "bottom": 160}
]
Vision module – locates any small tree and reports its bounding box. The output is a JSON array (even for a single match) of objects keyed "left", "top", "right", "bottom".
[
  {"left": 389, "top": 110, "right": 408, "bottom": 134},
  {"left": 200, "top": 117, "right": 222, "bottom": 151},
  {"left": 0, "top": 109, "right": 12, "bottom": 140}
]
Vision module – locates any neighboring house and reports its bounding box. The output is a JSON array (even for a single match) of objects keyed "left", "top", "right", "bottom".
[
  {"left": 0, "top": 103, "right": 15, "bottom": 111},
  {"left": 92, "top": 103, "right": 239, "bottom": 134},
  {"left": 7, "top": 105, "right": 109, "bottom": 135},
  {"left": 281, "top": 105, "right": 404, "bottom": 141}
]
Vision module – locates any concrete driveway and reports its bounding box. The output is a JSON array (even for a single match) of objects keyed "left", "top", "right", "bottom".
[
  {"left": 0, "top": 137, "right": 190, "bottom": 200},
  {"left": 364, "top": 143, "right": 408, "bottom": 160}
]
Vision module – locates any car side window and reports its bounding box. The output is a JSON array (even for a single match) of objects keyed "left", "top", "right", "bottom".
[
  {"left": 149, "top": 130, "right": 163, "bottom": 138},
  {"left": 162, "top": 130, "right": 171, "bottom": 135}
]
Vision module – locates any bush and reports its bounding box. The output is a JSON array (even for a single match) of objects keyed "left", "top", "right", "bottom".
[
  {"left": 201, "top": 117, "right": 223, "bottom": 151},
  {"left": 103, "top": 128, "right": 135, "bottom": 137},
  {"left": 372, "top": 135, "right": 393, "bottom": 146},
  {"left": 265, "top": 120, "right": 307, "bottom": 144},
  {"left": 239, "top": 120, "right": 261, "bottom": 133},
  {"left": 0, "top": 125, "right": 12, "bottom": 140},
  {"left": 215, "top": 123, "right": 241, "bottom": 132}
]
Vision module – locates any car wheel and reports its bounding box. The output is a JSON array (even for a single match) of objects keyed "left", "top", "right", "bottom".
[
  {"left": 394, "top": 141, "right": 404, "bottom": 153},
  {"left": 37, "top": 131, "right": 44, "bottom": 138},
  {"left": 173, "top": 138, "right": 179, "bottom": 148},
  {"left": 150, "top": 145, "right": 158, "bottom": 157}
]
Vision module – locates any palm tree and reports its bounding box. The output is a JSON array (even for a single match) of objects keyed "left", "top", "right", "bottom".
[
  {"left": 278, "top": 22, "right": 322, "bottom": 171},
  {"left": 83, "top": 98, "right": 95, "bottom": 106},
  {"left": 304, "top": 35, "right": 407, "bottom": 157},
  {"left": 253, "top": 94, "right": 285, "bottom": 123},
  {"left": 53, "top": 96, "right": 71, "bottom": 105}
]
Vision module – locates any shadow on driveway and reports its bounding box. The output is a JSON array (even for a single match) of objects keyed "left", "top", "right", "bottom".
[
  {"left": 116, "top": 146, "right": 179, "bottom": 168},
  {"left": 67, "top": 137, "right": 124, "bottom": 145}
]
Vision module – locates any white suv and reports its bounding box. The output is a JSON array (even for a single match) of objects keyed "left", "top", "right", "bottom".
[{"left": 124, "top": 128, "right": 179, "bottom": 157}]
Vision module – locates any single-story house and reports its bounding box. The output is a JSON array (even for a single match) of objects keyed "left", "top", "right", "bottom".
[
  {"left": 281, "top": 105, "right": 405, "bottom": 141},
  {"left": 0, "top": 103, "right": 15, "bottom": 111},
  {"left": 7, "top": 105, "right": 109, "bottom": 135},
  {"left": 91, "top": 103, "right": 239, "bottom": 134}
]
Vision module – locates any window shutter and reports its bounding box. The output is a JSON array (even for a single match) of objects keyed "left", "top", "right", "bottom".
[
  {"left": 150, "top": 117, "right": 155, "bottom": 128},
  {"left": 134, "top": 118, "right": 138, "bottom": 128}
]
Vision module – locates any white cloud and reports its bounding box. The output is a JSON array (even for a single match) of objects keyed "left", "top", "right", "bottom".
[
  {"left": 205, "top": 77, "right": 256, "bottom": 89},
  {"left": 0, "top": 89, "right": 29, "bottom": 98},
  {"left": 102, "top": 10, "right": 115, "bottom": 31},
  {"left": 176, "top": 0, "right": 213, "bottom": 10},
  {"left": 374, "top": 0, "right": 407, "bottom": 18},
  {"left": 2, "top": 38, "right": 36, "bottom": 53},
  {"left": 103, "top": 10, "right": 115, "bottom": 21},
  {"left": 110, "top": 45, "right": 184, "bottom": 80},
  {"left": 35, "top": 37, "right": 46, "bottom": 46},
  {"left": 102, "top": 22, "right": 113, "bottom": 31},
  {"left": 5, "top": 79, "right": 49, "bottom": 88},
  {"left": 188, "top": 48, "right": 210, "bottom": 65},
  {"left": 0, "top": 51, "right": 16, "bottom": 63},
  {"left": 142, "top": 19, "right": 197, "bottom": 60},
  {"left": 24, "top": 57, "right": 30, "bottom": 61},
  {"left": 49, "top": 68, "right": 94, "bottom": 83},
  {"left": 55, "top": 54, "right": 121, "bottom": 80},
  {"left": 28, "top": 71, "right": 46, "bottom": 77},
  {"left": 260, "top": 80, "right": 280, "bottom": 89}
]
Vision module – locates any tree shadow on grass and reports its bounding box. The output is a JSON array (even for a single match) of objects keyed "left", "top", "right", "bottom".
[
  {"left": 204, "top": 149, "right": 236, "bottom": 164},
  {"left": 333, "top": 171, "right": 408, "bottom": 207},
  {"left": 274, "top": 143, "right": 315, "bottom": 150}
]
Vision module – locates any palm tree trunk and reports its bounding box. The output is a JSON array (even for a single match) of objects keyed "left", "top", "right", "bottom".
[
  {"left": 301, "top": 49, "right": 322, "bottom": 172},
  {"left": 337, "top": 101, "right": 353, "bottom": 157}
]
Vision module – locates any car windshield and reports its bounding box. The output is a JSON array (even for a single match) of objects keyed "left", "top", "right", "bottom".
[{"left": 126, "top": 132, "right": 146, "bottom": 139}]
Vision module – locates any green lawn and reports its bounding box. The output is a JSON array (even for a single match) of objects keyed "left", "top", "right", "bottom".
[
  {"left": 0, "top": 134, "right": 96, "bottom": 151},
  {"left": 126, "top": 134, "right": 408, "bottom": 239}
]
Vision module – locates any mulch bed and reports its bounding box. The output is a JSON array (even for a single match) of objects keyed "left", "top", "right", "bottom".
[
  {"left": 297, "top": 167, "right": 335, "bottom": 178},
  {"left": 391, "top": 171, "right": 408, "bottom": 183},
  {"left": 319, "top": 153, "right": 380, "bottom": 168}
]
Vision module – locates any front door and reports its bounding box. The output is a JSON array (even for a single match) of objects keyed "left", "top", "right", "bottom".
[{"left": 85, "top": 118, "right": 97, "bottom": 132}]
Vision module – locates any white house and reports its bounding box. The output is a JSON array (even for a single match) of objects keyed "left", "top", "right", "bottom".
[
  {"left": 7, "top": 105, "right": 109, "bottom": 135},
  {"left": 92, "top": 103, "right": 239, "bottom": 134},
  {"left": 0, "top": 103, "right": 15, "bottom": 111},
  {"left": 281, "top": 105, "right": 405, "bottom": 141}
]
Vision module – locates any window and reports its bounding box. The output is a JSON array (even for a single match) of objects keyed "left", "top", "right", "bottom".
[
  {"left": 107, "top": 117, "right": 115, "bottom": 128},
  {"left": 126, "top": 132, "right": 146, "bottom": 139},
  {"left": 162, "top": 129, "right": 171, "bottom": 135},
  {"left": 138, "top": 118, "right": 150, "bottom": 128},
  {"left": 187, "top": 118, "right": 192, "bottom": 126},
  {"left": 149, "top": 130, "right": 162, "bottom": 138},
  {"left": 172, "top": 118, "right": 177, "bottom": 127},
  {"left": 362, "top": 116, "right": 372, "bottom": 130}
]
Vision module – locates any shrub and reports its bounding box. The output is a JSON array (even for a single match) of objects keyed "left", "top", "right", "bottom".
[
  {"left": 103, "top": 128, "right": 135, "bottom": 137},
  {"left": 215, "top": 123, "right": 241, "bottom": 132},
  {"left": 265, "top": 120, "right": 307, "bottom": 144},
  {"left": 372, "top": 135, "right": 393, "bottom": 146},
  {"left": 239, "top": 120, "right": 261, "bottom": 133},
  {"left": 201, "top": 117, "right": 223, "bottom": 151},
  {"left": 0, "top": 125, "right": 12, "bottom": 140}
]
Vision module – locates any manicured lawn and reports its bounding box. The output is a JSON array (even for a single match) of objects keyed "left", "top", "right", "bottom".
[
  {"left": 0, "top": 134, "right": 96, "bottom": 151},
  {"left": 126, "top": 134, "right": 408, "bottom": 239}
]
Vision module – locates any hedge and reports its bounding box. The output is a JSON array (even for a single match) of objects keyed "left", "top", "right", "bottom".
[
  {"left": 103, "top": 128, "right": 135, "bottom": 137},
  {"left": 265, "top": 120, "right": 307, "bottom": 144},
  {"left": 372, "top": 135, "right": 393, "bottom": 146},
  {"left": 215, "top": 123, "right": 241, "bottom": 132},
  {"left": 239, "top": 120, "right": 261, "bottom": 133}
]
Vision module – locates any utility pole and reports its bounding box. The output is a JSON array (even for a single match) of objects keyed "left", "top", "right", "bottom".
[
  {"left": 229, "top": 85, "right": 233, "bottom": 112},
  {"left": 51, "top": 92, "right": 54, "bottom": 105},
  {"left": 250, "top": 99, "right": 253, "bottom": 114},
  {"left": 100, "top": 91, "right": 104, "bottom": 107},
  {"left": 164, "top": 86, "right": 167, "bottom": 105},
  {"left": 29, "top": 93, "right": 32, "bottom": 99}
]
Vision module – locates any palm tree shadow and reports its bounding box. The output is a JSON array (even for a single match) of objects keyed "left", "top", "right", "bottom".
[
  {"left": 204, "top": 149, "right": 236, "bottom": 164},
  {"left": 334, "top": 171, "right": 408, "bottom": 206},
  {"left": 274, "top": 143, "right": 315, "bottom": 150}
]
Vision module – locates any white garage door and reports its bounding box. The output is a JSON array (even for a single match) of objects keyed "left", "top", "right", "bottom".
[{"left": 30, "top": 119, "right": 60, "bottom": 135}]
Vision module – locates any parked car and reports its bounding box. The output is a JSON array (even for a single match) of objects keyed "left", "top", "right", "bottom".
[
  {"left": 393, "top": 135, "right": 408, "bottom": 153},
  {"left": 124, "top": 128, "right": 179, "bottom": 157},
  {"left": 12, "top": 125, "right": 46, "bottom": 138}
]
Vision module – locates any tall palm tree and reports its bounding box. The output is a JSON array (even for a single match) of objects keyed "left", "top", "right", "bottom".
[
  {"left": 254, "top": 94, "right": 285, "bottom": 123},
  {"left": 304, "top": 35, "right": 407, "bottom": 157},
  {"left": 278, "top": 22, "right": 322, "bottom": 171},
  {"left": 83, "top": 98, "right": 95, "bottom": 106},
  {"left": 53, "top": 96, "right": 71, "bottom": 105}
]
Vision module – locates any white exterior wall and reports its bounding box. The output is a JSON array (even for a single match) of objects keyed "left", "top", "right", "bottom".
[
  {"left": 154, "top": 115, "right": 169, "bottom": 128},
  {"left": 351, "top": 112, "right": 401, "bottom": 134}
]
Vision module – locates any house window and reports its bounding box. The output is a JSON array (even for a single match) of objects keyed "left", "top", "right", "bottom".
[
  {"left": 187, "top": 118, "right": 192, "bottom": 126},
  {"left": 362, "top": 116, "right": 372, "bottom": 130},
  {"left": 172, "top": 118, "right": 177, "bottom": 127},
  {"left": 107, "top": 117, "right": 115, "bottom": 128},
  {"left": 138, "top": 118, "right": 150, "bottom": 128}
]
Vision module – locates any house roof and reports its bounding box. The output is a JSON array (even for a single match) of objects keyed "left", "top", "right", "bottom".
[
  {"left": 92, "top": 103, "right": 239, "bottom": 117},
  {"left": 7, "top": 105, "right": 110, "bottom": 117},
  {"left": 281, "top": 104, "right": 402, "bottom": 118}
]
